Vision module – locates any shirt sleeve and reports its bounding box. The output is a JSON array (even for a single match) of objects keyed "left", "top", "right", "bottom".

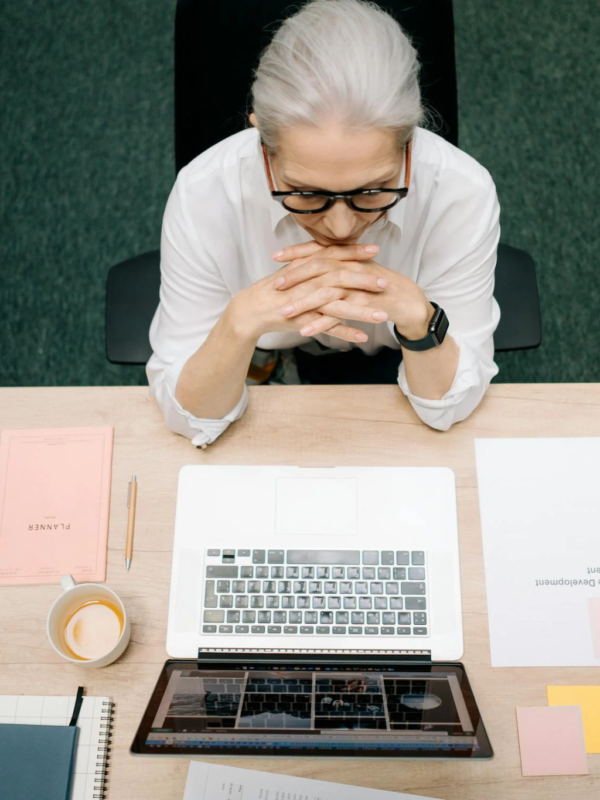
[
  {"left": 395, "top": 168, "right": 501, "bottom": 431},
  {"left": 146, "top": 170, "right": 248, "bottom": 447}
]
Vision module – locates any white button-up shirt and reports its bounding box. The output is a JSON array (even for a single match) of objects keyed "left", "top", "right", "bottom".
[{"left": 147, "top": 126, "right": 501, "bottom": 447}]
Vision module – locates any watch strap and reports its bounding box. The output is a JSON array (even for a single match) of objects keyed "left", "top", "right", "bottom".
[{"left": 393, "top": 302, "right": 449, "bottom": 351}]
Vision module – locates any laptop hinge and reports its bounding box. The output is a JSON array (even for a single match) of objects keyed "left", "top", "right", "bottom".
[{"left": 196, "top": 648, "right": 432, "bottom": 665}]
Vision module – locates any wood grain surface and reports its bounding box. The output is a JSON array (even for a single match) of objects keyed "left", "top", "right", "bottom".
[{"left": 1, "top": 384, "right": 599, "bottom": 799}]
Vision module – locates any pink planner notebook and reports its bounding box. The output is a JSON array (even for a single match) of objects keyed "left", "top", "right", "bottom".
[{"left": 0, "top": 427, "right": 114, "bottom": 584}]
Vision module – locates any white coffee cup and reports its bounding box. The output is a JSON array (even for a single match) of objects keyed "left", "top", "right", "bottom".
[{"left": 47, "top": 574, "right": 131, "bottom": 668}]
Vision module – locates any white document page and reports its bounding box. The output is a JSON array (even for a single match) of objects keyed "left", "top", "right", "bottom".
[
  {"left": 184, "top": 761, "right": 442, "bottom": 800},
  {"left": 475, "top": 437, "right": 600, "bottom": 667}
]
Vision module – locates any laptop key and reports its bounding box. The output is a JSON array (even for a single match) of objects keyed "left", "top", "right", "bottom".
[
  {"left": 251, "top": 625, "right": 266, "bottom": 633},
  {"left": 413, "top": 627, "right": 428, "bottom": 635},
  {"left": 218, "top": 625, "right": 233, "bottom": 633},
  {"left": 359, "top": 597, "right": 372, "bottom": 609},
  {"left": 227, "top": 611, "right": 240, "bottom": 623},
  {"left": 242, "top": 611, "right": 256, "bottom": 623},
  {"left": 219, "top": 595, "right": 233, "bottom": 608},
  {"left": 268, "top": 626, "right": 282, "bottom": 634},
  {"left": 320, "top": 612, "right": 333, "bottom": 625},
  {"left": 202, "top": 625, "right": 217, "bottom": 633},
  {"left": 316, "top": 627, "right": 330, "bottom": 634},
  {"left": 300, "top": 626, "right": 314, "bottom": 634},
  {"left": 266, "top": 596, "right": 279, "bottom": 608},
  {"left": 374, "top": 597, "right": 388, "bottom": 609},
  {"left": 287, "top": 550, "right": 360, "bottom": 565},
  {"left": 304, "top": 612, "right": 318, "bottom": 624},
  {"left": 398, "top": 612, "right": 411, "bottom": 625},
  {"left": 396, "top": 551, "right": 410, "bottom": 565},
  {"left": 301, "top": 566, "right": 314, "bottom": 578},
  {"left": 232, "top": 581, "right": 246, "bottom": 593},
  {"left": 333, "top": 627, "right": 346, "bottom": 634},
  {"left": 349, "top": 626, "right": 363, "bottom": 634},
  {"left": 278, "top": 581, "right": 291, "bottom": 593},
  {"left": 370, "top": 582, "right": 384, "bottom": 595},
  {"left": 284, "top": 626, "right": 298, "bottom": 634},
  {"left": 362, "top": 567, "right": 376, "bottom": 579},
  {"left": 240, "top": 566, "right": 254, "bottom": 578},
  {"left": 327, "top": 597, "right": 341, "bottom": 609},
  {"left": 312, "top": 597, "right": 325, "bottom": 609},
  {"left": 413, "top": 612, "right": 427, "bottom": 625},
  {"left": 378, "top": 567, "right": 391, "bottom": 579},
  {"left": 365, "top": 627, "right": 378, "bottom": 634},
  {"left": 348, "top": 567, "right": 360, "bottom": 579},
  {"left": 282, "top": 596, "right": 295, "bottom": 608},
  {"left": 235, "top": 625, "right": 250, "bottom": 633},
  {"left": 390, "top": 598, "right": 404, "bottom": 609},
  {"left": 393, "top": 568, "right": 407, "bottom": 580},
  {"left": 355, "top": 582, "right": 368, "bottom": 595},
  {"left": 207, "top": 566, "right": 238, "bottom": 578},
  {"left": 382, "top": 551, "right": 394, "bottom": 565},
  {"left": 216, "top": 580, "right": 230, "bottom": 592},
  {"left": 207, "top": 549, "right": 220, "bottom": 557},
  {"left": 252, "top": 550, "right": 266, "bottom": 564},
  {"left": 258, "top": 611, "right": 271, "bottom": 623},
  {"left": 235, "top": 596, "right": 249, "bottom": 608},
  {"left": 204, "top": 580, "right": 217, "bottom": 608},
  {"left": 268, "top": 550, "right": 284, "bottom": 564},
  {"left": 385, "top": 582, "right": 399, "bottom": 595},
  {"left": 251, "top": 596, "right": 264, "bottom": 608},
  {"left": 408, "top": 568, "right": 426, "bottom": 580},
  {"left": 286, "top": 567, "right": 299, "bottom": 578},
  {"left": 401, "top": 582, "right": 426, "bottom": 595},
  {"left": 367, "top": 612, "right": 380, "bottom": 625},
  {"left": 381, "top": 627, "right": 395, "bottom": 635},
  {"left": 382, "top": 612, "right": 395, "bottom": 625},
  {"left": 273, "top": 611, "right": 286, "bottom": 624},
  {"left": 289, "top": 612, "right": 302, "bottom": 624},
  {"left": 397, "top": 626, "right": 411, "bottom": 635},
  {"left": 256, "top": 566, "right": 269, "bottom": 578},
  {"left": 317, "top": 567, "right": 330, "bottom": 579},
  {"left": 343, "top": 597, "right": 357, "bottom": 609},
  {"left": 271, "top": 567, "right": 284, "bottom": 578},
  {"left": 362, "top": 551, "right": 379, "bottom": 565},
  {"left": 332, "top": 567, "right": 345, "bottom": 579},
  {"left": 405, "top": 598, "right": 427, "bottom": 610},
  {"left": 237, "top": 549, "right": 250, "bottom": 557},
  {"left": 352, "top": 612, "right": 365, "bottom": 624},
  {"left": 336, "top": 612, "right": 349, "bottom": 624},
  {"left": 411, "top": 551, "right": 425, "bottom": 566},
  {"left": 204, "top": 610, "right": 224, "bottom": 623},
  {"left": 263, "top": 581, "right": 276, "bottom": 594},
  {"left": 297, "top": 596, "right": 310, "bottom": 608}
]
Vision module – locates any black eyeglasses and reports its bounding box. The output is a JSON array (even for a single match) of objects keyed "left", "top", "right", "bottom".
[{"left": 261, "top": 140, "right": 411, "bottom": 214}]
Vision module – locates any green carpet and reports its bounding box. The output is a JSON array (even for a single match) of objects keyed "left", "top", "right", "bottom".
[{"left": 1, "top": 0, "right": 599, "bottom": 388}]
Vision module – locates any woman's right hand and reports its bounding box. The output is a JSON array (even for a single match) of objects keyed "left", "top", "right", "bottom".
[{"left": 226, "top": 243, "right": 387, "bottom": 344}]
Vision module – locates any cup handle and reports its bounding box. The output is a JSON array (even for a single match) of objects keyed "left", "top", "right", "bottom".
[{"left": 60, "top": 574, "right": 77, "bottom": 592}]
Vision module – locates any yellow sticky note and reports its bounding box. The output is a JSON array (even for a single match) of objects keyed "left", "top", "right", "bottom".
[{"left": 547, "top": 686, "right": 600, "bottom": 753}]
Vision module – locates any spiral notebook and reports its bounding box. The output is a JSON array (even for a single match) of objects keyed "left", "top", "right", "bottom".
[{"left": 0, "top": 694, "right": 114, "bottom": 800}]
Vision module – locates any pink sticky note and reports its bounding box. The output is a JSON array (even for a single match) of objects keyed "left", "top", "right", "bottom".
[
  {"left": 588, "top": 597, "right": 600, "bottom": 660},
  {"left": 516, "top": 707, "right": 588, "bottom": 776}
]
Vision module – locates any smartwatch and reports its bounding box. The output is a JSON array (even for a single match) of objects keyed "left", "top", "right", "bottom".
[{"left": 393, "top": 302, "right": 449, "bottom": 351}]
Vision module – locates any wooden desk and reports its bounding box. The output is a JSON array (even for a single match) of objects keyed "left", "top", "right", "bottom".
[{"left": 1, "top": 385, "right": 599, "bottom": 799}]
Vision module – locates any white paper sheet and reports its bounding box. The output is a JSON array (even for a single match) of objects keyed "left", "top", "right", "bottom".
[
  {"left": 184, "top": 761, "right": 442, "bottom": 800},
  {"left": 475, "top": 437, "right": 600, "bottom": 667}
]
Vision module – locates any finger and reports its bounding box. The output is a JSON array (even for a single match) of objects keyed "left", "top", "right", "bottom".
[
  {"left": 293, "top": 312, "right": 367, "bottom": 342},
  {"left": 279, "top": 286, "right": 343, "bottom": 318},
  {"left": 272, "top": 241, "right": 379, "bottom": 263},
  {"left": 310, "top": 268, "right": 390, "bottom": 294},
  {"left": 320, "top": 322, "right": 370, "bottom": 343},
  {"left": 275, "top": 258, "right": 374, "bottom": 290},
  {"left": 319, "top": 299, "right": 389, "bottom": 324}
]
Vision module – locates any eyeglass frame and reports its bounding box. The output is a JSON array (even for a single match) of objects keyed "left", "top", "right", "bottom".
[{"left": 261, "top": 139, "right": 412, "bottom": 214}]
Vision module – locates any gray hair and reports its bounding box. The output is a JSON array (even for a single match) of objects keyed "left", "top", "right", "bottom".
[{"left": 248, "top": 0, "right": 424, "bottom": 153}]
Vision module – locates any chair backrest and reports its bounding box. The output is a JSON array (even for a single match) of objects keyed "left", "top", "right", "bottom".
[{"left": 174, "top": 0, "right": 458, "bottom": 175}]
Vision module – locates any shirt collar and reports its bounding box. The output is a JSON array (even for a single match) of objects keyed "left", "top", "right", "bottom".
[{"left": 260, "top": 134, "right": 409, "bottom": 236}]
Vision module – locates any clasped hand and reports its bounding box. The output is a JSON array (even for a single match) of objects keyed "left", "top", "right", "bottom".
[{"left": 229, "top": 240, "right": 431, "bottom": 343}]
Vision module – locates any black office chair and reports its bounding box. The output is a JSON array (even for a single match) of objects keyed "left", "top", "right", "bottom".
[{"left": 105, "top": 0, "right": 541, "bottom": 366}]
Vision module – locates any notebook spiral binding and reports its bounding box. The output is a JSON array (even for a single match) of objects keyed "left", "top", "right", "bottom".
[{"left": 93, "top": 700, "right": 114, "bottom": 800}]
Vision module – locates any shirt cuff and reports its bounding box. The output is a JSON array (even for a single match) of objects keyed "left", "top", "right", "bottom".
[
  {"left": 149, "top": 354, "right": 249, "bottom": 447},
  {"left": 396, "top": 333, "right": 497, "bottom": 430}
]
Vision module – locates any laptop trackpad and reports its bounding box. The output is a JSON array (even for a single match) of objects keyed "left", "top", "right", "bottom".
[{"left": 276, "top": 477, "right": 357, "bottom": 537}]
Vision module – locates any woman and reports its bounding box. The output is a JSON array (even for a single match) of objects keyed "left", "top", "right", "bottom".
[{"left": 147, "top": 0, "right": 500, "bottom": 448}]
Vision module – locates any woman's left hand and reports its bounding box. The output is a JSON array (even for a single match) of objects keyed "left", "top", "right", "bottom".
[{"left": 272, "top": 241, "right": 434, "bottom": 340}]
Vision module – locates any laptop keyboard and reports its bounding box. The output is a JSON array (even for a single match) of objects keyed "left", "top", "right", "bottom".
[{"left": 201, "top": 549, "right": 428, "bottom": 638}]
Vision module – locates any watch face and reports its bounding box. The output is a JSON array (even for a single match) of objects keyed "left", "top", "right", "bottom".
[{"left": 432, "top": 309, "right": 449, "bottom": 344}]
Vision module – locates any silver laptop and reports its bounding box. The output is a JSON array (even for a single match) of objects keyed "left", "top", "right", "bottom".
[{"left": 166, "top": 465, "right": 463, "bottom": 661}]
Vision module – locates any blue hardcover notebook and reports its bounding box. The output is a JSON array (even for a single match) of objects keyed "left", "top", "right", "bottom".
[{"left": 0, "top": 723, "right": 77, "bottom": 800}]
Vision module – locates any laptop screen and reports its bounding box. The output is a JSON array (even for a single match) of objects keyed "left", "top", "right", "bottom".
[{"left": 131, "top": 658, "right": 492, "bottom": 759}]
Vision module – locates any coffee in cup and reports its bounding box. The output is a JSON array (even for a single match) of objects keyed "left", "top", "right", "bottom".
[{"left": 47, "top": 575, "right": 131, "bottom": 668}]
